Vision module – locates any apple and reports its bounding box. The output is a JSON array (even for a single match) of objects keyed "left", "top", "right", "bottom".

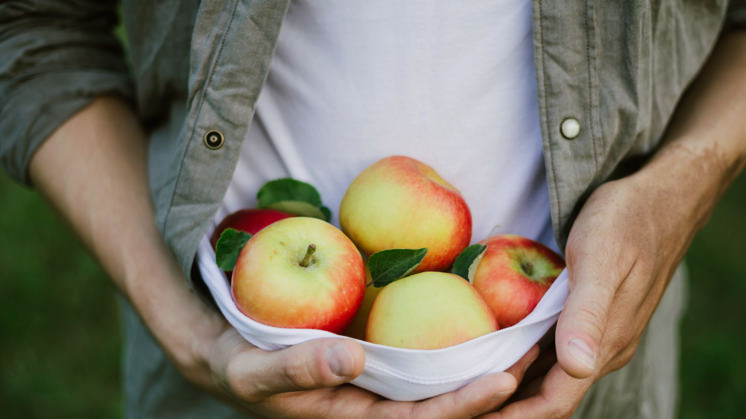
[
  {"left": 341, "top": 269, "right": 381, "bottom": 340},
  {"left": 339, "top": 156, "right": 472, "bottom": 272},
  {"left": 471, "top": 235, "right": 565, "bottom": 328},
  {"left": 231, "top": 217, "right": 366, "bottom": 333},
  {"left": 210, "top": 208, "right": 294, "bottom": 249},
  {"left": 365, "top": 272, "right": 497, "bottom": 349}
]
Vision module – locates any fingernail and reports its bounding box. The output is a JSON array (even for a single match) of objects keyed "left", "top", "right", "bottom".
[
  {"left": 568, "top": 338, "right": 596, "bottom": 371},
  {"left": 327, "top": 343, "right": 355, "bottom": 377}
]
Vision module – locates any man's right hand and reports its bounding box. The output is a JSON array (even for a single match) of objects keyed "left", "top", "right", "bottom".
[{"left": 189, "top": 322, "right": 538, "bottom": 418}]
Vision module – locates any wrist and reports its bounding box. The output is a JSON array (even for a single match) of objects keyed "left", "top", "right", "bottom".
[
  {"left": 631, "top": 135, "right": 732, "bottom": 232},
  {"left": 121, "top": 235, "right": 227, "bottom": 380}
]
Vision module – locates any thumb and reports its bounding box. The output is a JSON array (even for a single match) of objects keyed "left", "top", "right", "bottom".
[
  {"left": 555, "top": 262, "right": 616, "bottom": 379},
  {"left": 244, "top": 338, "right": 366, "bottom": 396}
]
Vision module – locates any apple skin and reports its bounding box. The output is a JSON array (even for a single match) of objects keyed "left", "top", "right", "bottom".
[
  {"left": 231, "top": 217, "right": 366, "bottom": 333},
  {"left": 365, "top": 272, "right": 497, "bottom": 349},
  {"left": 210, "top": 208, "right": 294, "bottom": 249},
  {"left": 471, "top": 235, "right": 565, "bottom": 328},
  {"left": 341, "top": 269, "right": 380, "bottom": 340},
  {"left": 339, "top": 156, "right": 472, "bottom": 273}
]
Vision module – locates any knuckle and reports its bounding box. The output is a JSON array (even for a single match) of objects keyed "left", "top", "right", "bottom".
[
  {"left": 284, "top": 355, "right": 320, "bottom": 389},
  {"left": 605, "top": 324, "right": 643, "bottom": 371},
  {"left": 575, "top": 299, "right": 608, "bottom": 339},
  {"left": 607, "top": 328, "right": 631, "bottom": 354},
  {"left": 223, "top": 360, "right": 255, "bottom": 401},
  {"left": 222, "top": 355, "right": 269, "bottom": 404},
  {"left": 611, "top": 343, "right": 639, "bottom": 371}
]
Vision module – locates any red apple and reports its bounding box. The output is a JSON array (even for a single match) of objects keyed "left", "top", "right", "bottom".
[
  {"left": 471, "top": 235, "right": 565, "bottom": 328},
  {"left": 232, "top": 217, "right": 366, "bottom": 333},
  {"left": 339, "top": 156, "right": 472, "bottom": 272},
  {"left": 210, "top": 208, "right": 294, "bottom": 249}
]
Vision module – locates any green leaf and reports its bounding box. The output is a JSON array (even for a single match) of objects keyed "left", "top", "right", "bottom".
[
  {"left": 451, "top": 244, "right": 487, "bottom": 282},
  {"left": 319, "top": 205, "right": 332, "bottom": 222},
  {"left": 369, "top": 248, "right": 428, "bottom": 288},
  {"left": 264, "top": 200, "right": 328, "bottom": 221},
  {"left": 257, "top": 178, "right": 322, "bottom": 208},
  {"left": 256, "top": 178, "right": 331, "bottom": 221},
  {"left": 215, "top": 228, "right": 252, "bottom": 271}
]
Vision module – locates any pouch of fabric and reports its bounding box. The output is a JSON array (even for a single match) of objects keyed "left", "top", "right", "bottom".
[{"left": 196, "top": 235, "right": 568, "bottom": 401}]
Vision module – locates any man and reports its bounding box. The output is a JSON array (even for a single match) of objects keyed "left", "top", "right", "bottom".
[{"left": 2, "top": 1, "right": 745, "bottom": 418}]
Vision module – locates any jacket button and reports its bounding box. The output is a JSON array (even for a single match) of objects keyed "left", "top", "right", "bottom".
[
  {"left": 204, "top": 130, "right": 224, "bottom": 150},
  {"left": 560, "top": 118, "right": 581, "bottom": 140}
]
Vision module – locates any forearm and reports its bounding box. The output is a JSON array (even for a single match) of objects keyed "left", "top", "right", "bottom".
[
  {"left": 633, "top": 30, "right": 746, "bottom": 229},
  {"left": 28, "top": 97, "right": 223, "bottom": 385}
]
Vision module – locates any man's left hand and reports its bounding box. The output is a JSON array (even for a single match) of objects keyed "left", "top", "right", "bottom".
[{"left": 481, "top": 169, "right": 701, "bottom": 418}]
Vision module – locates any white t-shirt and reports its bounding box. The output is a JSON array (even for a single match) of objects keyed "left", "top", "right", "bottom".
[{"left": 217, "top": 0, "right": 557, "bottom": 251}]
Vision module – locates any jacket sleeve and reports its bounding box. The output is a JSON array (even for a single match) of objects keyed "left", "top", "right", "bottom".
[
  {"left": 728, "top": 0, "right": 746, "bottom": 30},
  {"left": 0, "top": 0, "right": 134, "bottom": 185}
]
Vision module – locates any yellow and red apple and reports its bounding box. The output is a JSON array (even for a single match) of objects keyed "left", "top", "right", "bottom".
[
  {"left": 339, "top": 156, "right": 472, "bottom": 272},
  {"left": 365, "top": 272, "right": 497, "bottom": 349},
  {"left": 231, "top": 217, "right": 366, "bottom": 333},
  {"left": 471, "top": 235, "right": 565, "bottom": 328}
]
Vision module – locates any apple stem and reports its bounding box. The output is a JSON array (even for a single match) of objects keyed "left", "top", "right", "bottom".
[{"left": 299, "top": 244, "right": 317, "bottom": 267}]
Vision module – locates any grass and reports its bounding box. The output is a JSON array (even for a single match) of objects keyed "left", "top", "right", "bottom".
[
  {"left": 1, "top": 168, "right": 745, "bottom": 418},
  {"left": 679, "top": 172, "right": 746, "bottom": 418},
  {"left": 0, "top": 173, "right": 122, "bottom": 419}
]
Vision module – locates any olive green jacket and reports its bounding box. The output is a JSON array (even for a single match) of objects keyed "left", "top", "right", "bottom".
[{"left": 2, "top": 1, "right": 744, "bottom": 418}]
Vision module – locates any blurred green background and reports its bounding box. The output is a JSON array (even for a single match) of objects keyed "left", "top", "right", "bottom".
[{"left": 2, "top": 169, "right": 745, "bottom": 418}]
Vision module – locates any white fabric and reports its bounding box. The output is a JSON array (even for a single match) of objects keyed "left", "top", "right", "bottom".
[
  {"left": 218, "top": 0, "right": 556, "bottom": 249},
  {"left": 197, "top": 237, "right": 568, "bottom": 401},
  {"left": 198, "top": 0, "right": 568, "bottom": 401}
]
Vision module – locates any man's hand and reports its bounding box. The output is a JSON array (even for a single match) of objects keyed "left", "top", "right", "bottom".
[
  {"left": 190, "top": 322, "right": 539, "bottom": 418},
  {"left": 480, "top": 30, "right": 746, "bottom": 419},
  {"left": 479, "top": 173, "right": 694, "bottom": 418}
]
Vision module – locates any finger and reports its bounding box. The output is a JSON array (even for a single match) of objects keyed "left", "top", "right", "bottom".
[
  {"left": 513, "top": 327, "right": 556, "bottom": 390},
  {"left": 509, "top": 373, "right": 544, "bottom": 403},
  {"left": 261, "top": 383, "right": 380, "bottom": 418},
  {"left": 406, "top": 346, "right": 539, "bottom": 418},
  {"left": 506, "top": 348, "right": 555, "bottom": 406},
  {"left": 504, "top": 344, "right": 541, "bottom": 383},
  {"left": 520, "top": 345, "right": 556, "bottom": 386},
  {"left": 555, "top": 255, "right": 621, "bottom": 378},
  {"left": 480, "top": 363, "right": 592, "bottom": 419},
  {"left": 229, "top": 338, "right": 366, "bottom": 401},
  {"left": 409, "top": 373, "right": 518, "bottom": 419},
  {"left": 594, "top": 272, "right": 658, "bottom": 376},
  {"left": 258, "top": 347, "right": 540, "bottom": 419}
]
